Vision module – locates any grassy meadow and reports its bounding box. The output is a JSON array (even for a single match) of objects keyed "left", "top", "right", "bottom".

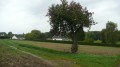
[
  {"left": 0, "top": 40, "right": 55, "bottom": 67},
  {"left": 0, "top": 39, "right": 120, "bottom": 67}
]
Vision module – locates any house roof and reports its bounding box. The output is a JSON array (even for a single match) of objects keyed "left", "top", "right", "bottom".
[
  {"left": 13, "top": 34, "right": 24, "bottom": 38},
  {"left": 52, "top": 35, "right": 66, "bottom": 39}
]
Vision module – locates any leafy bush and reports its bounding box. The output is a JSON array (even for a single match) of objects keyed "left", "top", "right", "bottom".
[{"left": 94, "top": 40, "right": 102, "bottom": 43}]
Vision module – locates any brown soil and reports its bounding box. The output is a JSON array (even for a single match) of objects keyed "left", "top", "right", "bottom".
[
  {"left": 0, "top": 54, "right": 55, "bottom": 67},
  {"left": 0, "top": 44, "right": 55, "bottom": 67}
]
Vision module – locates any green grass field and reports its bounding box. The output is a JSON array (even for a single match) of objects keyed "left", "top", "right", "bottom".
[{"left": 0, "top": 39, "right": 120, "bottom": 67}]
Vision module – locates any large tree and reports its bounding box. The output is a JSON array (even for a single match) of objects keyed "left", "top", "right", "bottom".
[{"left": 47, "top": 0, "right": 95, "bottom": 53}]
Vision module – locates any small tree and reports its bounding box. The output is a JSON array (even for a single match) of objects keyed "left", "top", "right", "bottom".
[
  {"left": 8, "top": 32, "right": 13, "bottom": 39},
  {"left": 25, "top": 30, "right": 42, "bottom": 40},
  {"left": 106, "top": 21, "right": 118, "bottom": 44},
  {"left": 30, "top": 30, "right": 41, "bottom": 40},
  {"left": 47, "top": 0, "right": 95, "bottom": 53}
]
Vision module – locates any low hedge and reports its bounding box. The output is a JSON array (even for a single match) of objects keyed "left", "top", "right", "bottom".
[{"left": 25, "top": 39, "right": 120, "bottom": 47}]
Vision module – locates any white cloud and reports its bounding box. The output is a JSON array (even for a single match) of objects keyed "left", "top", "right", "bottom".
[
  {"left": 0, "top": 0, "right": 120, "bottom": 34},
  {"left": 81, "top": 0, "right": 120, "bottom": 31}
]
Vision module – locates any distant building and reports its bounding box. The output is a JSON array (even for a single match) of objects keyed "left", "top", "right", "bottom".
[
  {"left": 0, "top": 32, "right": 8, "bottom": 39},
  {"left": 12, "top": 35, "right": 18, "bottom": 39},
  {"left": 52, "top": 35, "right": 67, "bottom": 41},
  {"left": 12, "top": 35, "right": 25, "bottom": 40},
  {"left": 0, "top": 32, "right": 6, "bottom": 36}
]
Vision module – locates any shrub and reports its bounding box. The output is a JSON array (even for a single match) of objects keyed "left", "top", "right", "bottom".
[{"left": 94, "top": 40, "right": 102, "bottom": 43}]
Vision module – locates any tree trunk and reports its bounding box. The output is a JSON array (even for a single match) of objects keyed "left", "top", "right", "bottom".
[{"left": 71, "top": 32, "right": 78, "bottom": 53}]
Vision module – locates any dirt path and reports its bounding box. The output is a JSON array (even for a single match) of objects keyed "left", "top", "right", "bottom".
[
  {"left": 9, "top": 46, "right": 54, "bottom": 67},
  {"left": 0, "top": 46, "right": 55, "bottom": 67}
]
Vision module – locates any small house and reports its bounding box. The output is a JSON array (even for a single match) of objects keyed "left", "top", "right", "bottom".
[
  {"left": 12, "top": 35, "right": 18, "bottom": 39},
  {"left": 12, "top": 35, "right": 25, "bottom": 40},
  {"left": 52, "top": 35, "right": 67, "bottom": 41}
]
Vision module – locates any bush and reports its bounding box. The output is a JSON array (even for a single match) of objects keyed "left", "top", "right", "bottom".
[{"left": 94, "top": 40, "right": 102, "bottom": 43}]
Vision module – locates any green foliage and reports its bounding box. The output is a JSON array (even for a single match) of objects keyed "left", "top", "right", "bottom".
[
  {"left": 44, "top": 32, "right": 52, "bottom": 38},
  {"left": 101, "top": 29, "right": 106, "bottom": 43},
  {"left": 47, "top": 0, "right": 95, "bottom": 36},
  {"left": 101, "top": 21, "right": 118, "bottom": 44},
  {"left": 47, "top": 0, "right": 95, "bottom": 53},
  {"left": 92, "top": 31, "right": 101, "bottom": 40},
  {"left": 25, "top": 33, "right": 32, "bottom": 40},
  {"left": 76, "top": 29, "right": 85, "bottom": 41},
  {"left": 8, "top": 32, "right": 13, "bottom": 39},
  {"left": 84, "top": 38, "right": 94, "bottom": 43},
  {"left": 83, "top": 31, "right": 101, "bottom": 42},
  {"left": 0, "top": 32, "right": 9, "bottom": 39},
  {"left": 84, "top": 32, "right": 94, "bottom": 43},
  {"left": 39, "top": 33, "right": 46, "bottom": 40},
  {"left": 25, "top": 30, "right": 46, "bottom": 40},
  {"left": 94, "top": 40, "right": 102, "bottom": 43},
  {"left": 31, "top": 30, "right": 41, "bottom": 39}
]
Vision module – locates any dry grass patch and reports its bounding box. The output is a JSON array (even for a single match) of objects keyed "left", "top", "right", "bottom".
[
  {"left": 78, "top": 45, "right": 120, "bottom": 55},
  {"left": 15, "top": 40, "right": 120, "bottom": 55}
]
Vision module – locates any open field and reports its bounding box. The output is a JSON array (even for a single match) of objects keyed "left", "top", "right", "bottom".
[
  {"left": 0, "top": 40, "right": 55, "bottom": 67},
  {"left": 14, "top": 40, "right": 120, "bottom": 55},
  {"left": 0, "top": 39, "right": 120, "bottom": 67}
]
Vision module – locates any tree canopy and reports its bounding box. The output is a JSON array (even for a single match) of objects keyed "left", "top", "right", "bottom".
[
  {"left": 25, "top": 30, "right": 46, "bottom": 40},
  {"left": 47, "top": 0, "right": 95, "bottom": 53},
  {"left": 101, "top": 21, "right": 118, "bottom": 44},
  {"left": 8, "top": 32, "right": 13, "bottom": 39}
]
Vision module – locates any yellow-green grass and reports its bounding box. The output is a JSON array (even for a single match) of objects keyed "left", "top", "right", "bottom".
[
  {"left": 0, "top": 40, "right": 54, "bottom": 67},
  {"left": 2, "top": 39, "right": 120, "bottom": 67},
  {"left": 13, "top": 40, "right": 120, "bottom": 55},
  {"left": 116, "top": 42, "right": 120, "bottom": 44}
]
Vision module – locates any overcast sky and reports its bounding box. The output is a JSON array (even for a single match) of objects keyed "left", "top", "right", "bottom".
[{"left": 0, "top": 0, "right": 120, "bottom": 34}]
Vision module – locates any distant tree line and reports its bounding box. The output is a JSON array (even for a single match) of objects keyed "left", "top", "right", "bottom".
[
  {"left": 48, "top": 21, "right": 120, "bottom": 45},
  {"left": 100, "top": 21, "right": 118, "bottom": 44},
  {"left": 0, "top": 32, "right": 13, "bottom": 39},
  {"left": 84, "top": 21, "right": 119, "bottom": 45}
]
